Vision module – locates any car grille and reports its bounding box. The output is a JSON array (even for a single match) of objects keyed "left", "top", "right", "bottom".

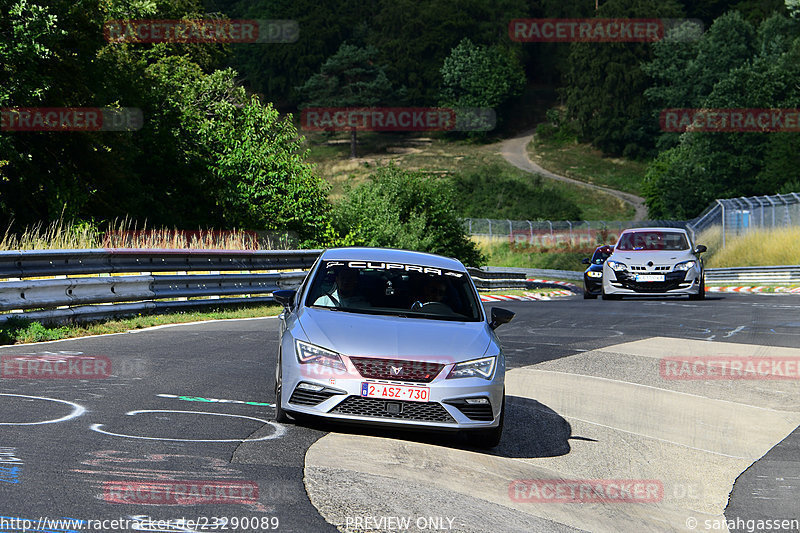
[
  {"left": 621, "top": 280, "right": 685, "bottom": 292},
  {"left": 289, "top": 387, "right": 339, "bottom": 406},
  {"left": 629, "top": 265, "right": 671, "bottom": 271},
  {"left": 349, "top": 357, "right": 444, "bottom": 383},
  {"left": 330, "top": 396, "right": 456, "bottom": 423}
]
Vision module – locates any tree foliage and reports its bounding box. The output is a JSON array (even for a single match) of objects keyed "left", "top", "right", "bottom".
[
  {"left": 439, "top": 38, "right": 526, "bottom": 130},
  {"left": 0, "top": 0, "right": 332, "bottom": 243},
  {"left": 332, "top": 166, "right": 485, "bottom": 266},
  {"left": 560, "top": 0, "right": 685, "bottom": 158},
  {"left": 449, "top": 163, "right": 582, "bottom": 221},
  {"left": 643, "top": 12, "right": 800, "bottom": 218}
]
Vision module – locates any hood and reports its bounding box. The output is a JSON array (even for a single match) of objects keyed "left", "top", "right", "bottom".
[
  {"left": 610, "top": 250, "right": 696, "bottom": 264},
  {"left": 297, "top": 308, "right": 492, "bottom": 363}
]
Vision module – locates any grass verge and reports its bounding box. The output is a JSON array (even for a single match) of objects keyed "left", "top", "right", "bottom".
[
  {"left": 472, "top": 236, "right": 591, "bottom": 271},
  {"left": 697, "top": 226, "right": 800, "bottom": 268},
  {"left": 529, "top": 136, "right": 647, "bottom": 196},
  {"left": 304, "top": 131, "right": 634, "bottom": 220},
  {"left": 0, "top": 304, "right": 282, "bottom": 345}
]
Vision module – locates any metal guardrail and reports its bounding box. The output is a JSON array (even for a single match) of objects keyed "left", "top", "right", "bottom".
[
  {"left": 1, "top": 249, "right": 794, "bottom": 325},
  {"left": 479, "top": 266, "right": 583, "bottom": 282},
  {"left": 0, "top": 250, "right": 578, "bottom": 324},
  {"left": 0, "top": 249, "right": 321, "bottom": 324},
  {"left": 705, "top": 265, "right": 800, "bottom": 283}
]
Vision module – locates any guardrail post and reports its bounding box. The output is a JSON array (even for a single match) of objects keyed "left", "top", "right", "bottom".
[{"left": 720, "top": 200, "right": 726, "bottom": 248}]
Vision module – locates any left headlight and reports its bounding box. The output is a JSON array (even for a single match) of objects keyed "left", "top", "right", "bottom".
[
  {"left": 674, "top": 260, "right": 697, "bottom": 271},
  {"left": 587, "top": 271, "right": 602, "bottom": 278},
  {"left": 295, "top": 340, "right": 346, "bottom": 370},
  {"left": 447, "top": 356, "right": 496, "bottom": 380},
  {"left": 606, "top": 260, "right": 627, "bottom": 272}
]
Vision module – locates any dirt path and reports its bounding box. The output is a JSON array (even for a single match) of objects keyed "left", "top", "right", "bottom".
[{"left": 496, "top": 129, "right": 648, "bottom": 221}]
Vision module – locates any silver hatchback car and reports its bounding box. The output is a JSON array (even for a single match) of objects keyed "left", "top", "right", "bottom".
[
  {"left": 272, "top": 247, "right": 514, "bottom": 448},
  {"left": 601, "top": 227, "right": 707, "bottom": 300}
]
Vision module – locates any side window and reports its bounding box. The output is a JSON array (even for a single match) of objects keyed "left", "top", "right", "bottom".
[{"left": 295, "top": 255, "right": 321, "bottom": 307}]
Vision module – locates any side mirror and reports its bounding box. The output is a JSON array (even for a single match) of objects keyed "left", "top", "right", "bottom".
[
  {"left": 489, "top": 307, "right": 515, "bottom": 330},
  {"left": 273, "top": 289, "right": 297, "bottom": 308},
  {"left": 581, "top": 258, "right": 591, "bottom": 265},
  {"left": 694, "top": 244, "right": 707, "bottom": 254}
]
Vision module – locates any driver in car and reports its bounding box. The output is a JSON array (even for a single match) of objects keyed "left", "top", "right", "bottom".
[
  {"left": 313, "top": 268, "right": 370, "bottom": 308},
  {"left": 410, "top": 277, "right": 453, "bottom": 312}
]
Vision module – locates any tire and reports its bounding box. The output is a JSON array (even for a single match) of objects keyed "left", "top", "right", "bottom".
[
  {"left": 583, "top": 290, "right": 597, "bottom": 299},
  {"left": 274, "top": 355, "right": 290, "bottom": 423},
  {"left": 466, "top": 393, "right": 505, "bottom": 449},
  {"left": 601, "top": 287, "right": 619, "bottom": 300},
  {"left": 689, "top": 275, "right": 706, "bottom": 301}
]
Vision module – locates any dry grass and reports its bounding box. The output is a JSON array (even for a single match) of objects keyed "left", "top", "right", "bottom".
[
  {"left": 698, "top": 226, "right": 800, "bottom": 267},
  {"left": 0, "top": 217, "right": 292, "bottom": 251}
]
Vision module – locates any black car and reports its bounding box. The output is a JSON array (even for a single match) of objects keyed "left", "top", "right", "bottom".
[{"left": 581, "top": 245, "right": 614, "bottom": 299}]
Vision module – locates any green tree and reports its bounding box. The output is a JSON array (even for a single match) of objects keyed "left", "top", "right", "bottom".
[
  {"left": 643, "top": 13, "right": 800, "bottom": 217},
  {"left": 332, "top": 165, "right": 485, "bottom": 266},
  {"left": 225, "top": 0, "right": 370, "bottom": 107},
  {"left": 560, "top": 0, "right": 685, "bottom": 158},
  {"left": 0, "top": 0, "right": 333, "bottom": 242},
  {"left": 297, "top": 43, "right": 394, "bottom": 158},
  {"left": 439, "top": 38, "right": 525, "bottom": 133},
  {"left": 367, "top": 0, "right": 529, "bottom": 105}
]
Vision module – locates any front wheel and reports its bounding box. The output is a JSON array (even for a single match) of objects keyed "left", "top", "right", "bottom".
[
  {"left": 466, "top": 393, "right": 505, "bottom": 449},
  {"left": 689, "top": 276, "right": 706, "bottom": 301},
  {"left": 274, "top": 355, "right": 290, "bottom": 423},
  {"left": 583, "top": 289, "right": 597, "bottom": 299},
  {"left": 601, "top": 287, "right": 619, "bottom": 300}
]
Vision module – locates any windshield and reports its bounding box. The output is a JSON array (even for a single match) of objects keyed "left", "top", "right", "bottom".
[
  {"left": 616, "top": 231, "right": 690, "bottom": 251},
  {"left": 591, "top": 248, "right": 612, "bottom": 264},
  {"left": 305, "top": 260, "right": 482, "bottom": 321}
]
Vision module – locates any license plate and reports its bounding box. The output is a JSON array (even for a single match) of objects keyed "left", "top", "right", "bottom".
[
  {"left": 361, "top": 382, "right": 430, "bottom": 402},
  {"left": 636, "top": 274, "right": 665, "bottom": 282}
]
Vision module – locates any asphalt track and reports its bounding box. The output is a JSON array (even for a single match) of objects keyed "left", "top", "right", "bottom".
[{"left": 0, "top": 294, "right": 798, "bottom": 532}]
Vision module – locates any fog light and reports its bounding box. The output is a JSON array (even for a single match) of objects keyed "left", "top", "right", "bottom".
[
  {"left": 297, "top": 382, "right": 324, "bottom": 392},
  {"left": 465, "top": 398, "right": 489, "bottom": 405}
]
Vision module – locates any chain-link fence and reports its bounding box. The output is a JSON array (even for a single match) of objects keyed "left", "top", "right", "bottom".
[
  {"left": 463, "top": 219, "right": 690, "bottom": 248},
  {"left": 687, "top": 193, "right": 800, "bottom": 247},
  {"left": 465, "top": 192, "right": 800, "bottom": 249}
]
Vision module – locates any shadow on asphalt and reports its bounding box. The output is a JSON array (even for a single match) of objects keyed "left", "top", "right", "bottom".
[{"left": 286, "top": 395, "right": 576, "bottom": 459}]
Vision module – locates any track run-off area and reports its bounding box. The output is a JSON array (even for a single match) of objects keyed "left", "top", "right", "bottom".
[{"left": 0, "top": 294, "right": 798, "bottom": 532}]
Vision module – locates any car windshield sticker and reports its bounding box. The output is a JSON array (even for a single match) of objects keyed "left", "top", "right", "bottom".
[{"left": 324, "top": 261, "right": 464, "bottom": 277}]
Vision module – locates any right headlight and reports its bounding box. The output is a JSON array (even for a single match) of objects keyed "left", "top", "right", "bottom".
[
  {"left": 295, "top": 340, "right": 346, "bottom": 370},
  {"left": 606, "top": 260, "right": 628, "bottom": 272},
  {"left": 447, "top": 356, "right": 496, "bottom": 380},
  {"left": 674, "top": 260, "right": 697, "bottom": 271}
]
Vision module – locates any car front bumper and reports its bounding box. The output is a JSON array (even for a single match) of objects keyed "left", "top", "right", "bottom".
[
  {"left": 280, "top": 357, "right": 505, "bottom": 430},
  {"left": 603, "top": 269, "right": 702, "bottom": 296}
]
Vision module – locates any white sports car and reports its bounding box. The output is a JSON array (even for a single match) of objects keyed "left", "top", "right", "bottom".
[{"left": 601, "top": 228, "right": 707, "bottom": 300}]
